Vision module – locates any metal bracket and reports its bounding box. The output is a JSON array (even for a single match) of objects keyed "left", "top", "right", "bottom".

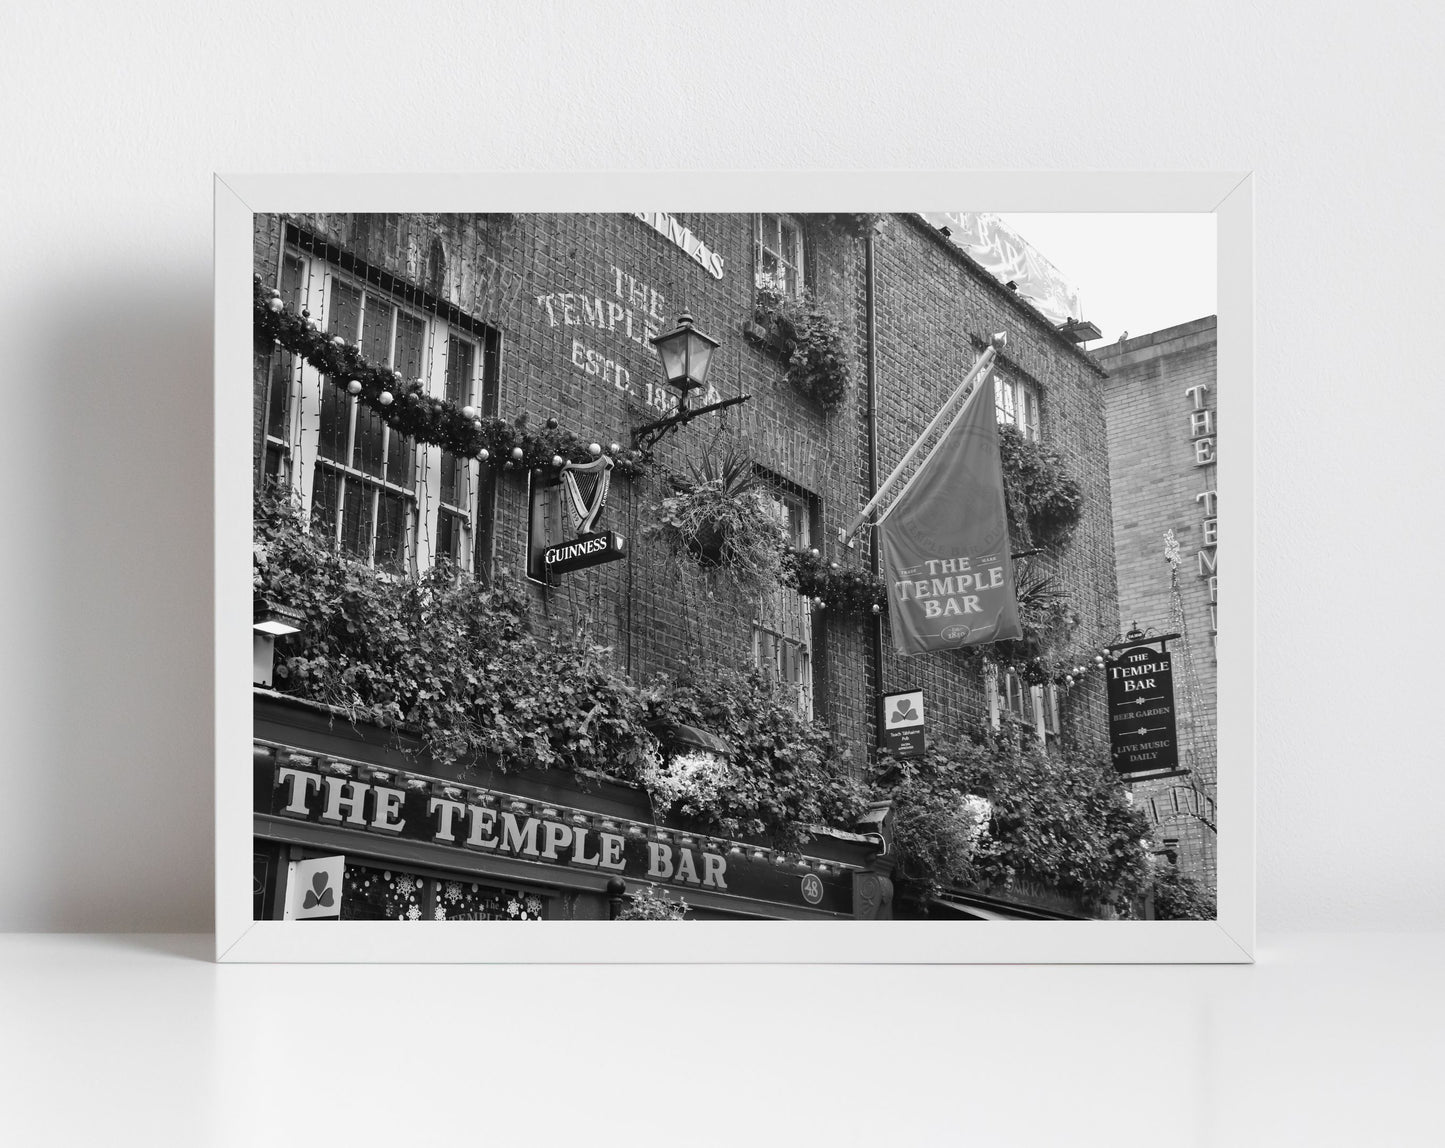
[{"left": 630, "top": 393, "right": 751, "bottom": 456}]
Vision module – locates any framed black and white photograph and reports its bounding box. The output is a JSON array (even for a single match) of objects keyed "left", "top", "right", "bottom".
[{"left": 216, "top": 173, "right": 1254, "bottom": 962}]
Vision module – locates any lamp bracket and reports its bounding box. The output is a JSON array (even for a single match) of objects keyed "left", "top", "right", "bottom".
[{"left": 630, "top": 393, "right": 751, "bottom": 456}]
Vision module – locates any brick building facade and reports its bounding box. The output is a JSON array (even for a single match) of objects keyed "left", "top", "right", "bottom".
[
  {"left": 1097, "top": 317, "right": 1218, "bottom": 889},
  {"left": 251, "top": 211, "right": 1128, "bottom": 920}
]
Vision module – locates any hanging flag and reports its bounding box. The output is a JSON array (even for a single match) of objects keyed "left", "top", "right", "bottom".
[{"left": 876, "top": 372, "right": 1024, "bottom": 656}]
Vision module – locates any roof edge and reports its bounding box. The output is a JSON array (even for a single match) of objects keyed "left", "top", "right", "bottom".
[{"left": 900, "top": 213, "right": 1109, "bottom": 378}]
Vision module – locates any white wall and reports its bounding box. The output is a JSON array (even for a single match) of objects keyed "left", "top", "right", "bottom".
[{"left": 2, "top": 1, "right": 1440, "bottom": 932}]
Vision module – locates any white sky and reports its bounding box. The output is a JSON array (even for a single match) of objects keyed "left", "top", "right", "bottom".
[{"left": 997, "top": 213, "right": 1217, "bottom": 347}]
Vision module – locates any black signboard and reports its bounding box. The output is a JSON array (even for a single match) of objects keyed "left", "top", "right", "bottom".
[
  {"left": 543, "top": 530, "right": 627, "bottom": 575},
  {"left": 258, "top": 756, "right": 853, "bottom": 915},
  {"left": 1106, "top": 644, "right": 1180, "bottom": 776}
]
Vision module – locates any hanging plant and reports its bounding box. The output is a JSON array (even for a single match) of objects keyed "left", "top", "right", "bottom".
[
  {"left": 644, "top": 449, "right": 787, "bottom": 592},
  {"left": 616, "top": 884, "right": 690, "bottom": 921},
  {"left": 645, "top": 662, "right": 868, "bottom": 849},
  {"left": 872, "top": 724, "right": 1152, "bottom": 912},
  {"left": 1145, "top": 863, "right": 1216, "bottom": 921},
  {"left": 750, "top": 287, "right": 852, "bottom": 410},
  {"left": 998, "top": 424, "right": 1084, "bottom": 547},
  {"left": 253, "top": 275, "right": 646, "bottom": 479},
  {"left": 256, "top": 486, "right": 867, "bottom": 846},
  {"left": 802, "top": 212, "right": 884, "bottom": 239}
]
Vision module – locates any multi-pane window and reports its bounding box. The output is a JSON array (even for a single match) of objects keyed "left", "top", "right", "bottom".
[
  {"left": 260, "top": 235, "right": 499, "bottom": 578},
  {"left": 988, "top": 665, "right": 1057, "bottom": 744},
  {"left": 754, "top": 484, "right": 814, "bottom": 718},
  {"left": 340, "top": 861, "right": 546, "bottom": 921},
  {"left": 261, "top": 252, "right": 307, "bottom": 485},
  {"left": 312, "top": 279, "right": 425, "bottom": 574},
  {"left": 434, "top": 336, "right": 476, "bottom": 567},
  {"left": 755, "top": 213, "right": 805, "bottom": 296},
  {"left": 994, "top": 371, "right": 1042, "bottom": 441}
]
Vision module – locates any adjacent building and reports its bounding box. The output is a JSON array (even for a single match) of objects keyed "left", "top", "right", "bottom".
[{"left": 1097, "top": 317, "right": 1219, "bottom": 890}]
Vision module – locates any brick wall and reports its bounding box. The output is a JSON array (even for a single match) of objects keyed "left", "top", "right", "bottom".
[
  {"left": 1096, "top": 317, "right": 1218, "bottom": 888},
  {"left": 868, "top": 217, "right": 1119, "bottom": 757},
  {"left": 253, "top": 212, "right": 1120, "bottom": 774}
]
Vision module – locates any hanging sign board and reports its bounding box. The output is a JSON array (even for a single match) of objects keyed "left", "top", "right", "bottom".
[
  {"left": 1106, "top": 645, "right": 1180, "bottom": 776},
  {"left": 284, "top": 854, "right": 344, "bottom": 920},
  {"left": 543, "top": 530, "right": 626, "bottom": 574},
  {"left": 527, "top": 458, "right": 627, "bottom": 581},
  {"left": 880, "top": 688, "right": 926, "bottom": 758}
]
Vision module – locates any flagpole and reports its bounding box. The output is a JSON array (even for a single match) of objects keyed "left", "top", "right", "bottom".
[
  {"left": 839, "top": 332, "right": 1006, "bottom": 545},
  {"left": 875, "top": 363, "right": 989, "bottom": 528}
]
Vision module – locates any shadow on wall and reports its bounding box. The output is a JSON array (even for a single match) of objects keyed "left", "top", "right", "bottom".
[{"left": 12, "top": 270, "right": 214, "bottom": 931}]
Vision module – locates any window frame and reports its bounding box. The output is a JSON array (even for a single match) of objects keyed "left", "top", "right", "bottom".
[
  {"left": 986, "top": 663, "right": 1056, "bottom": 745},
  {"left": 754, "top": 212, "right": 806, "bottom": 297},
  {"left": 266, "top": 242, "right": 497, "bottom": 577},
  {"left": 994, "top": 369, "right": 1042, "bottom": 442},
  {"left": 310, "top": 272, "right": 428, "bottom": 574},
  {"left": 752, "top": 477, "right": 817, "bottom": 720}
]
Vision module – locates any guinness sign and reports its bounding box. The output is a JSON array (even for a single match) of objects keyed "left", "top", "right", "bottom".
[
  {"left": 528, "top": 453, "right": 628, "bottom": 581},
  {"left": 543, "top": 530, "right": 626, "bottom": 574}
]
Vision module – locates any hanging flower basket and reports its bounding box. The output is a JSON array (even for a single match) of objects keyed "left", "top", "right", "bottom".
[
  {"left": 751, "top": 287, "right": 852, "bottom": 411},
  {"left": 644, "top": 450, "right": 787, "bottom": 591}
]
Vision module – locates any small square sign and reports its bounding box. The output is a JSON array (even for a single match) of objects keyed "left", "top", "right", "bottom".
[
  {"left": 284, "top": 855, "right": 344, "bottom": 920},
  {"left": 881, "top": 689, "right": 926, "bottom": 758}
]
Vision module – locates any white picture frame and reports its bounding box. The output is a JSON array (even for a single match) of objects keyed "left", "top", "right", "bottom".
[{"left": 217, "top": 171, "right": 1254, "bottom": 963}]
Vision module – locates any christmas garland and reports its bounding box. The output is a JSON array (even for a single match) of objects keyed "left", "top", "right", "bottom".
[
  {"left": 253, "top": 276, "right": 648, "bottom": 479},
  {"left": 782, "top": 547, "right": 887, "bottom": 615}
]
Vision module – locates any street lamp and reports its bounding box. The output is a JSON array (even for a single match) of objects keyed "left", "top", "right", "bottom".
[
  {"left": 253, "top": 598, "right": 305, "bottom": 688},
  {"left": 648, "top": 720, "right": 733, "bottom": 779},
  {"left": 631, "top": 312, "right": 748, "bottom": 455},
  {"left": 649, "top": 311, "right": 720, "bottom": 407}
]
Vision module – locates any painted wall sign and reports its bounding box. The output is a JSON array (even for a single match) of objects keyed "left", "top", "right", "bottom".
[
  {"left": 632, "top": 211, "right": 726, "bottom": 279},
  {"left": 258, "top": 754, "right": 853, "bottom": 915},
  {"left": 880, "top": 688, "right": 926, "bottom": 759},
  {"left": 1106, "top": 645, "right": 1181, "bottom": 776},
  {"left": 1187, "top": 382, "right": 1218, "bottom": 648},
  {"left": 537, "top": 263, "right": 721, "bottom": 414}
]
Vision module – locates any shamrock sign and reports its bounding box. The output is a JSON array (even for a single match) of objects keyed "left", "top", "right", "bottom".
[
  {"left": 287, "top": 855, "right": 344, "bottom": 920},
  {"left": 890, "top": 698, "right": 919, "bottom": 725},
  {"left": 302, "top": 870, "right": 335, "bottom": 910},
  {"left": 880, "top": 689, "right": 926, "bottom": 759}
]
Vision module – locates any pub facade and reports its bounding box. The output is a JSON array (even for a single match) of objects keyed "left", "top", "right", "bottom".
[{"left": 251, "top": 210, "right": 1137, "bottom": 923}]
